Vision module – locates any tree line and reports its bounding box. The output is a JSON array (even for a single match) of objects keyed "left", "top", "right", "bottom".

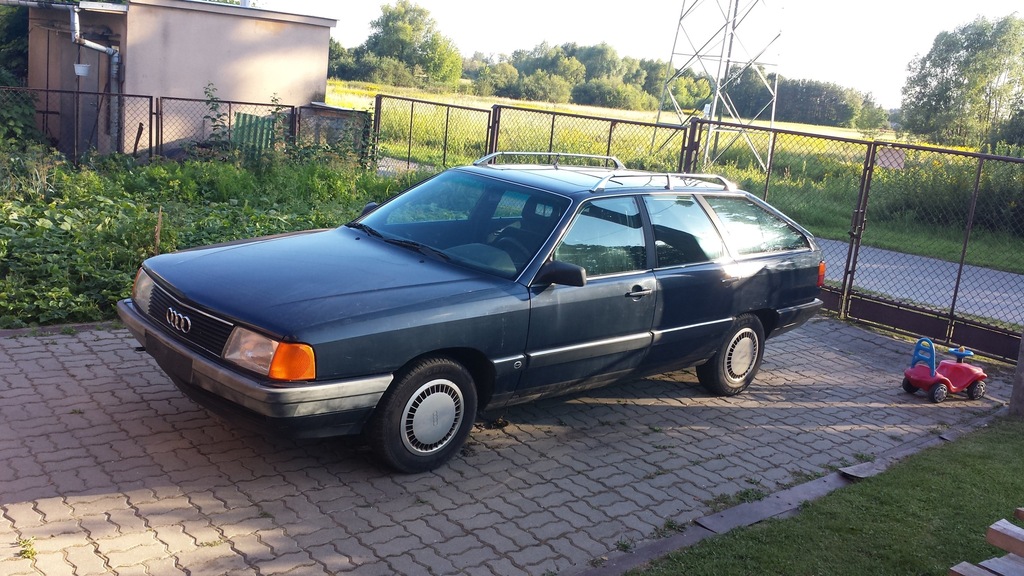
[{"left": 328, "top": 1, "right": 890, "bottom": 133}]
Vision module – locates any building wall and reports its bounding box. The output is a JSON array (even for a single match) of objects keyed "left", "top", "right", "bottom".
[
  {"left": 125, "top": 0, "right": 334, "bottom": 104},
  {"left": 24, "top": 0, "right": 335, "bottom": 157}
]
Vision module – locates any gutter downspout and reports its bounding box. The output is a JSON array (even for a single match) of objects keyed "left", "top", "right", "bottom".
[{"left": 71, "top": 7, "right": 122, "bottom": 152}]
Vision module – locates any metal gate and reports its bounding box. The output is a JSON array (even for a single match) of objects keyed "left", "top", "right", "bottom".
[{"left": 685, "top": 119, "right": 1024, "bottom": 362}]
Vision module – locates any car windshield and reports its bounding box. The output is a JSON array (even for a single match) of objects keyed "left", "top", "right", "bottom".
[{"left": 353, "top": 170, "right": 571, "bottom": 279}]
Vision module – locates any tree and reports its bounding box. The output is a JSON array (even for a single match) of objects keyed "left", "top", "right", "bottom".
[
  {"left": 901, "top": 15, "right": 1024, "bottom": 147},
  {"left": 474, "top": 61, "right": 518, "bottom": 98},
  {"left": 0, "top": 6, "right": 29, "bottom": 83},
  {"left": 855, "top": 94, "right": 890, "bottom": 136},
  {"left": 520, "top": 71, "right": 571, "bottom": 104},
  {"left": 568, "top": 43, "right": 621, "bottom": 81},
  {"left": 360, "top": 0, "right": 461, "bottom": 86}
]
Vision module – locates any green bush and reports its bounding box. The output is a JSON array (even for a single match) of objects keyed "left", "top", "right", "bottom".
[{"left": 0, "top": 140, "right": 420, "bottom": 329}]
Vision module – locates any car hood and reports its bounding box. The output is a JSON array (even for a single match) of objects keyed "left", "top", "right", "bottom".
[{"left": 143, "top": 227, "right": 521, "bottom": 340}]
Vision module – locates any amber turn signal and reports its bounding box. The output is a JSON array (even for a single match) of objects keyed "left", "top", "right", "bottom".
[
  {"left": 269, "top": 342, "right": 316, "bottom": 381},
  {"left": 817, "top": 260, "right": 826, "bottom": 288}
]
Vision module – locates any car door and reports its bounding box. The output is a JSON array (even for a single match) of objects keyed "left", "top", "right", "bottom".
[
  {"left": 637, "top": 193, "right": 736, "bottom": 374},
  {"left": 514, "top": 196, "right": 657, "bottom": 402}
]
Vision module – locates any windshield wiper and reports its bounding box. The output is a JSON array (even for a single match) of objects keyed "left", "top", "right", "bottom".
[
  {"left": 384, "top": 238, "right": 451, "bottom": 262},
  {"left": 347, "top": 221, "right": 382, "bottom": 238}
]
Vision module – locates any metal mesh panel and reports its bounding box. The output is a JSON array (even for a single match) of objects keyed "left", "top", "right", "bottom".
[
  {"left": 374, "top": 95, "right": 490, "bottom": 173},
  {"left": 494, "top": 106, "right": 688, "bottom": 171},
  {"left": 0, "top": 87, "right": 152, "bottom": 161},
  {"left": 159, "top": 97, "right": 293, "bottom": 159}
]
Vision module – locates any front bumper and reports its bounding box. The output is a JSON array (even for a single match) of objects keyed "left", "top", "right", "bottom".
[{"left": 117, "top": 298, "right": 392, "bottom": 438}]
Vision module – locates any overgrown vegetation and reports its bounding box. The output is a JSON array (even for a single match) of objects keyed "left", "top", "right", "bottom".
[
  {"left": 632, "top": 416, "right": 1024, "bottom": 576},
  {"left": 0, "top": 138, "right": 427, "bottom": 329}
]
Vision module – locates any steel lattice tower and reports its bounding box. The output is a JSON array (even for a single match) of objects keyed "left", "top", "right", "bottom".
[{"left": 657, "top": 0, "right": 781, "bottom": 170}]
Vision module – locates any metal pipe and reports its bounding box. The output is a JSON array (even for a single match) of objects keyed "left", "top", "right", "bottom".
[{"left": 70, "top": 7, "right": 121, "bottom": 152}]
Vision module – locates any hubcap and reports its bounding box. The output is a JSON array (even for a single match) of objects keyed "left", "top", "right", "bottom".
[
  {"left": 402, "top": 378, "right": 464, "bottom": 454},
  {"left": 725, "top": 328, "right": 758, "bottom": 381}
]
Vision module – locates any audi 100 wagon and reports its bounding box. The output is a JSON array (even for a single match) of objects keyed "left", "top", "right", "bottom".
[{"left": 118, "top": 152, "right": 825, "bottom": 472}]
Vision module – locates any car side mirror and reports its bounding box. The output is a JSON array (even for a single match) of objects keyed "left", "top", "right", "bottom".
[
  {"left": 360, "top": 201, "right": 379, "bottom": 216},
  {"left": 533, "top": 260, "right": 586, "bottom": 287}
]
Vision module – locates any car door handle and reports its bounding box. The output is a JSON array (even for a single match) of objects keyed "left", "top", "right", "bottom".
[{"left": 625, "top": 287, "right": 653, "bottom": 299}]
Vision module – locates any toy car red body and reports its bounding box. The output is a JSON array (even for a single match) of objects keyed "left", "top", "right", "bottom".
[{"left": 902, "top": 337, "right": 987, "bottom": 403}]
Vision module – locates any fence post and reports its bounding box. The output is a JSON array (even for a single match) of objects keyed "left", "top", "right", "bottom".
[{"left": 1010, "top": 332, "right": 1024, "bottom": 418}]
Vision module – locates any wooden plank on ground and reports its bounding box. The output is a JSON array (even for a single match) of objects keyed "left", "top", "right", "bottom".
[
  {"left": 978, "top": 553, "right": 1024, "bottom": 576},
  {"left": 988, "top": 519, "right": 1024, "bottom": 557},
  {"left": 1015, "top": 508, "right": 1024, "bottom": 521},
  {"left": 949, "top": 560, "right": 999, "bottom": 575}
]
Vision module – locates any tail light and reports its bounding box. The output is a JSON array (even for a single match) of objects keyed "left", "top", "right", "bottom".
[{"left": 817, "top": 261, "right": 826, "bottom": 288}]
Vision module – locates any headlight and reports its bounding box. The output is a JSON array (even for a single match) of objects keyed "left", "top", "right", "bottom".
[
  {"left": 223, "top": 326, "right": 316, "bottom": 381},
  {"left": 132, "top": 269, "right": 154, "bottom": 314}
]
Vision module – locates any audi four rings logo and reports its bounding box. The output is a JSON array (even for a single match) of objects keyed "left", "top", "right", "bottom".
[{"left": 165, "top": 307, "right": 192, "bottom": 333}]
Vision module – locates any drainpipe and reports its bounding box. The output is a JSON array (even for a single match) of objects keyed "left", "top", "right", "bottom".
[
  {"left": 0, "top": 0, "right": 123, "bottom": 152},
  {"left": 71, "top": 7, "right": 122, "bottom": 152}
]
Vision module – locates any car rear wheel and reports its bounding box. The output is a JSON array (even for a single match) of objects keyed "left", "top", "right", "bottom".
[
  {"left": 366, "top": 357, "right": 477, "bottom": 473},
  {"left": 696, "top": 314, "right": 764, "bottom": 396}
]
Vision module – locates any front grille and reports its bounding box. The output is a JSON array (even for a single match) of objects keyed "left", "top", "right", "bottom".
[{"left": 145, "top": 283, "right": 235, "bottom": 357}]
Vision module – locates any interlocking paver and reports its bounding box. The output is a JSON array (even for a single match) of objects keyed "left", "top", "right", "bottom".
[{"left": 0, "top": 318, "right": 1014, "bottom": 575}]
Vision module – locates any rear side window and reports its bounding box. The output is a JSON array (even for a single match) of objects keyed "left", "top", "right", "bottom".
[
  {"left": 643, "top": 194, "right": 725, "bottom": 266},
  {"left": 704, "top": 196, "right": 810, "bottom": 256}
]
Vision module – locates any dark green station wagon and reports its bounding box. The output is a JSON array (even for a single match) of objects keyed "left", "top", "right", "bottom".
[{"left": 118, "top": 153, "right": 825, "bottom": 472}]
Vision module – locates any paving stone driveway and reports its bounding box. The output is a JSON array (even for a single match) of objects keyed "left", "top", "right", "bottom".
[{"left": 0, "top": 316, "right": 1010, "bottom": 575}]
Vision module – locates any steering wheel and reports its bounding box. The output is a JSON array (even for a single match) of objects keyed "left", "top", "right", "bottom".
[{"left": 495, "top": 235, "right": 532, "bottom": 267}]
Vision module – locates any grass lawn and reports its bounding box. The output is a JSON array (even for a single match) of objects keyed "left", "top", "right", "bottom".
[{"left": 631, "top": 415, "right": 1024, "bottom": 576}]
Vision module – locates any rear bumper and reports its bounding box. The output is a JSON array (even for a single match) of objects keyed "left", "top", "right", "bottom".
[
  {"left": 769, "top": 298, "right": 823, "bottom": 338},
  {"left": 117, "top": 298, "right": 392, "bottom": 438}
]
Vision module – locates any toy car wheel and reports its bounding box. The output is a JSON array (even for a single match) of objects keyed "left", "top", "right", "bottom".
[
  {"left": 967, "top": 380, "right": 986, "bottom": 400},
  {"left": 929, "top": 382, "right": 949, "bottom": 404},
  {"left": 901, "top": 377, "right": 917, "bottom": 394}
]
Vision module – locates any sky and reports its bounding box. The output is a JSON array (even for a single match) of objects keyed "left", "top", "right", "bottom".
[{"left": 258, "top": 0, "right": 1022, "bottom": 109}]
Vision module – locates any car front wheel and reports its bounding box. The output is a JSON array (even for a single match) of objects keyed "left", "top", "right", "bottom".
[
  {"left": 696, "top": 314, "right": 764, "bottom": 396},
  {"left": 366, "top": 357, "right": 478, "bottom": 473}
]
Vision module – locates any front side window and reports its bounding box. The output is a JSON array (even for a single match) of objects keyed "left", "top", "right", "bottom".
[
  {"left": 643, "top": 194, "right": 725, "bottom": 266},
  {"left": 704, "top": 196, "right": 810, "bottom": 256},
  {"left": 554, "top": 197, "right": 646, "bottom": 276}
]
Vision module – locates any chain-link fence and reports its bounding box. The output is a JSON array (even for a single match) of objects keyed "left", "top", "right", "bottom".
[
  {"left": 373, "top": 94, "right": 491, "bottom": 174},
  {"left": 492, "top": 105, "right": 689, "bottom": 172},
  {"left": 1, "top": 86, "right": 153, "bottom": 160},
  {"left": 157, "top": 97, "right": 295, "bottom": 159},
  {"left": 685, "top": 120, "right": 1024, "bottom": 361},
  {"left": 2, "top": 87, "right": 370, "bottom": 164}
]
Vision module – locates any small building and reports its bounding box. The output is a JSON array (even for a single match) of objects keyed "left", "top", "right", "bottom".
[{"left": 16, "top": 0, "right": 337, "bottom": 157}]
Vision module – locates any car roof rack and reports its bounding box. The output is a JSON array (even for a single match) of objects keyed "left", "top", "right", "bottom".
[
  {"left": 474, "top": 151, "right": 626, "bottom": 170},
  {"left": 590, "top": 173, "right": 738, "bottom": 193}
]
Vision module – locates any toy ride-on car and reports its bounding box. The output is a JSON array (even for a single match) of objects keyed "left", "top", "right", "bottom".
[{"left": 902, "top": 337, "right": 987, "bottom": 403}]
